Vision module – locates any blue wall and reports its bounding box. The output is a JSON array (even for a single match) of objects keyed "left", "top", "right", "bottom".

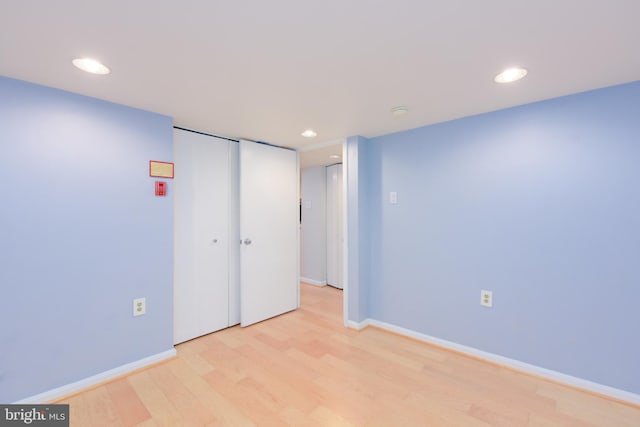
[
  {"left": 366, "top": 81, "right": 640, "bottom": 394},
  {"left": 0, "top": 77, "right": 174, "bottom": 402}
]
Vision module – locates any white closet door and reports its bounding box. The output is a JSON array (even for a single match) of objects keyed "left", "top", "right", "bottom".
[
  {"left": 326, "top": 164, "right": 343, "bottom": 289},
  {"left": 240, "top": 140, "right": 299, "bottom": 327},
  {"left": 174, "top": 129, "right": 230, "bottom": 344}
]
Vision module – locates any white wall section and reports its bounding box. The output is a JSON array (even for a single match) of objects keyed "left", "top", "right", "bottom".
[
  {"left": 326, "top": 164, "right": 343, "bottom": 288},
  {"left": 300, "top": 166, "right": 327, "bottom": 285}
]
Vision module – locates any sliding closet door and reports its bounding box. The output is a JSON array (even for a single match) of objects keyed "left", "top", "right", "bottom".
[
  {"left": 326, "top": 163, "right": 343, "bottom": 289},
  {"left": 240, "top": 140, "right": 299, "bottom": 327},
  {"left": 174, "top": 129, "right": 231, "bottom": 344}
]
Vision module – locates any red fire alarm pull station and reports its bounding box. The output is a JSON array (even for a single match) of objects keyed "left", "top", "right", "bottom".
[{"left": 155, "top": 181, "right": 167, "bottom": 196}]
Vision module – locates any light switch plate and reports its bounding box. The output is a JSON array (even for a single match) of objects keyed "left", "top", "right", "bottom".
[{"left": 389, "top": 191, "right": 398, "bottom": 204}]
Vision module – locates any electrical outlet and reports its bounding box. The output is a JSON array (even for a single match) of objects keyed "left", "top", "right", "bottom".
[
  {"left": 480, "top": 290, "right": 493, "bottom": 308},
  {"left": 133, "top": 297, "right": 146, "bottom": 316}
]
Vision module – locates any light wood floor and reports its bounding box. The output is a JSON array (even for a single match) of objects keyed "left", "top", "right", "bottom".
[{"left": 58, "top": 283, "right": 640, "bottom": 426}]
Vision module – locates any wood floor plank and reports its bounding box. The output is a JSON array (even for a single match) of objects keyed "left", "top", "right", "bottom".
[
  {"left": 181, "top": 351, "right": 215, "bottom": 377},
  {"left": 204, "top": 370, "right": 290, "bottom": 427},
  {"left": 308, "top": 405, "right": 355, "bottom": 427},
  {"left": 65, "top": 393, "right": 94, "bottom": 427},
  {"left": 166, "top": 358, "right": 256, "bottom": 427},
  {"left": 53, "top": 282, "right": 640, "bottom": 426},
  {"left": 82, "top": 385, "right": 124, "bottom": 427},
  {"left": 134, "top": 420, "right": 160, "bottom": 427},
  {"left": 127, "top": 371, "right": 184, "bottom": 427},
  {"left": 147, "top": 363, "right": 218, "bottom": 426},
  {"left": 537, "top": 382, "right": 640, "bottom": 427},
  {"left": 105, "top": 378, "right": 151, "bottom": 426}
]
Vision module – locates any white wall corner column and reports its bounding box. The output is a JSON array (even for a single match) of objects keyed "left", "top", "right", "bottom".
[{"left": 345, "top": 135, "right": 369, "bottom": 325}]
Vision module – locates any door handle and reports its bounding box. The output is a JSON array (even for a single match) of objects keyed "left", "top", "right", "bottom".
[{"left": 243, "top": 238, "right": 252, "bottom": 245}]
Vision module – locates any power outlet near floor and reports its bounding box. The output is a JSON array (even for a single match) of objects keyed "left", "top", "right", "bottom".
[
  {"left": 133, "top": 297, "right": 146, "bottom": 316},
  {"left": 480, "top": 290, "right": 493, "bottom": 308}
]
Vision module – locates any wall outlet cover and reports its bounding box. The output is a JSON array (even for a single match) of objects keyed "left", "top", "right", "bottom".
[
  {"left": 480, "top": 290, "right": 493, "bottom": 308},
  {"left": 133, "top": 297, "right": 146, "bottom": 316}
]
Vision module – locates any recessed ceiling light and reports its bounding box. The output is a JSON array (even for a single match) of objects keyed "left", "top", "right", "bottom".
[
  {"left": 494, "top": 67, "right": 528, "bottom": 83},
  {"left": 72, "top": 58, "right": 111, "bottom": 75},
  {"left": 329, "top": 154, "right": 341, "bottom": 159},
  {"left": 301, "top": 129, "right": 317, "bottom": 138},
  {"left": 391, "top": 106, "right": 409, "bottom": 116}
]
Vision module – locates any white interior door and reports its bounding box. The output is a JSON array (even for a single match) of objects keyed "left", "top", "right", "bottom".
[
  {"left": 240, "top": 140, "right": 299, "bottom": 327},
  {"left": 326, "top": 163, "right": 343, "bottom": 289},
  {"left": 174, "top": 129, "right": 231, "bottom": 344}
]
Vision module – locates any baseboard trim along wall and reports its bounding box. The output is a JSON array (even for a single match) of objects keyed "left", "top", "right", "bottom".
[
  {"left": 14, "top": 349, "right": 177, "bottom": 404},
  {"left": 359, "top": 318, "right": 640, "bottom": 407},
  {"left": 346, "top": 319, "right": 370, "bottom": 330},
  {"left": 300, "top": 278, "right": 327, "bottom": 287}
]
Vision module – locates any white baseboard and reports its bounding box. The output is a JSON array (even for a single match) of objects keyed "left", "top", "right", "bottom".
[
  {"left": 14, "top": 348, "right": 177, "bottom": 404},
  {"left": 346, "top": 318, "right": 370, "bottom": 330},
  {"left": 365, "top": 319, "right": 640, "bottom": 407},
  {"left": 300, "top": 277, "right": 327, "bottom": 286}
]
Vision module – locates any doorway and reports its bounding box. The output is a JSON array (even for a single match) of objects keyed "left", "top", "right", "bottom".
[
  {"left": 325, "top": 163, "right": 343, "bottom": 289},
  {"left": 299, "top": 140, "right": 347, "bottom": 316}
]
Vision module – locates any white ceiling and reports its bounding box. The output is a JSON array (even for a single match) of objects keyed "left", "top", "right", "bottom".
[
  {"left": 1, "top": 1, "right": 639, "bottom": 151},
  {"left": 299, "top": 141, "right": 343, "bottom": 169}
]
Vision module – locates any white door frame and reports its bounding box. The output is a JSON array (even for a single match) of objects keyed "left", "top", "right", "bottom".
[{"left": 341, "top": 139, "right": 349, "bottom": 327}]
